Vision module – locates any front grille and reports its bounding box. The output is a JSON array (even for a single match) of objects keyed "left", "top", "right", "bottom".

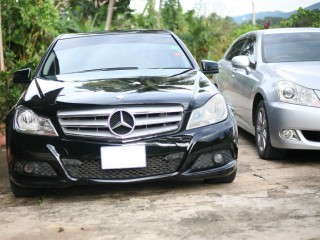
[
  {"left": 58, "top": 106, "right": 183, "bottom": 140},
  {"left": 61, "top": 153, "right": 184, "bottom": 179}
]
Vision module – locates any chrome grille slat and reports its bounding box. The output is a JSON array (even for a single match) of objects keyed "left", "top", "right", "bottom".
[
  {"left": 58, "top": 109, "right": 114, "bottom": 118},
  {"left": 135, "top": 115, "right": 182, "bottom": 126},
  {"left": 58, "top": 106, "right": 183, "bottom": 139},
  {"left": 59, "top": 120, "right": 108, "bottom": 127},
  {"left": 62, "top": 130, "right": 114, "bottom": 138},
  {"left": 60, "top": 124, "right": 179, "bottom": 139},
  {"left": 57, "top": 106, "right": 182, "bottom": 117},
  {"left": 120, "top": 125, "right": 180, "bottom": 138},
  {"left": 127, "top": 106, "right": 183, "bottom": 114}
]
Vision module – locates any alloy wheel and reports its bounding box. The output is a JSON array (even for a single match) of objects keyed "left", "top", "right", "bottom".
[{"left": 256, "top": 107, "right": 267, "bottom": 153}]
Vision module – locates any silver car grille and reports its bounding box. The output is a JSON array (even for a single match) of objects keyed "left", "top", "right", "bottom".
[{"left": 58, "top": 106, "right": 183, "bottom": 139}]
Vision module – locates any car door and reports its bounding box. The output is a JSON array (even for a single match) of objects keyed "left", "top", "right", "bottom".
[
  {"left": 230, "top": 35, "right": 258, "bottom": 130},
  {"left": 217, "top": 38, "right": 247, "bottom": 106},
  {"left": 217, "top": 35, "right": 258, "bottom": 131}
]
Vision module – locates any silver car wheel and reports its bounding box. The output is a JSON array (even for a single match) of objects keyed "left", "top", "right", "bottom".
[
  {"left": 256, "top": 107, "right": 267, "bottom": 152},
  {"left": 255, "top": 100, "right": 286, "bottom": 160}
]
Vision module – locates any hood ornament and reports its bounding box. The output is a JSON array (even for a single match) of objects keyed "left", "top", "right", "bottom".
[{"left": 108, "top": 110, "right": 135, "bottom": 136}]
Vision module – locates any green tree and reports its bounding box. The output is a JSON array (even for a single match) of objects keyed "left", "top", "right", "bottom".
[
  {"left": 256, "top": 17, "right": 283, "bottom": 28},
  {"left": 60, "top": 0, "right": 133, "bottom": 32},
  {"left": 133, "top": 0, "right": 158, "bottom": 29},
  {"left": 2, "top": 0, "right": 61, "bottom": 69},
  {"left": 231, "top": 23, "right": 261, "bottom": 39},
  {"left": 179, "top": 11, "right": 236, "bottom": 62},
  {"left": 0, "top": 0, "right": 62, "bottom": 123},
  {"left": 281, "top": 8, "right": 320, "bottom": 27},
  {"left": 0, "top": 4, "right": 5, "bottom": 71},
  {"left": 161, "top": 0, "right": 184, "bottom": 32}
]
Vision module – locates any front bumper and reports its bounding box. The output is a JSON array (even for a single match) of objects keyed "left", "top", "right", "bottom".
[
  {"left": 268, "top": 101, "right": 320, "bottom": 150},
  {"left": 7, "top": 116, "right": 238, "bottom": 189}
]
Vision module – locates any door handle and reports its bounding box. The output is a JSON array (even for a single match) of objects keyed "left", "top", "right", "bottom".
[{"left": 231, "top": 69, "right": 236, "bottom": 77}]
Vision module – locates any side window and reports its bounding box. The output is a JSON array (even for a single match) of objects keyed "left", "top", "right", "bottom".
[
  {"left": 225, "top": 39, "right": 247, "bottom": 61},
  {"left": 241, "top": 35, "right": 256, "bottom": 63},
  {"left": 42, "top": 51, "right": 60, "bottom": 76}
]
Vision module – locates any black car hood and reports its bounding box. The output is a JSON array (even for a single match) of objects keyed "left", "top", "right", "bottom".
[{"left": 24, "top": 69, "right": 217, "bottom": 110}]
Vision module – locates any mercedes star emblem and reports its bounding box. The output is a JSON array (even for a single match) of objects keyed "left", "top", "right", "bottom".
[{"left": 108, "top": 110, "right": 135, "bottom": 136}]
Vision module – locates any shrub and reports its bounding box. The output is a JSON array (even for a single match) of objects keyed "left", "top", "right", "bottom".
[{"left": 0, "top": 71, "right": 24, "bottom": 124}]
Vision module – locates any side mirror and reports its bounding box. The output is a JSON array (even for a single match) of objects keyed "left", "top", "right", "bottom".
[
  {"left": 13, "top": 68, "right": 31, "bottom": 83},
  {"left": 231, "top": 56, "right": 251, "bottom": 74},
  {"left": 232, "top": 56, "right": 250, "bottom": 68},
  {"left": 201, "top": 60, "right": 219, "bottom": 74}
]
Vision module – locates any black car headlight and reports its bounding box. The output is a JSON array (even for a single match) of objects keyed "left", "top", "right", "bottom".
[
  {"left": 14, "top": 106, "right": 58, "bottom": 136},
  {"left": 186, "top": 94, "right": 228, "bottom": 130}
]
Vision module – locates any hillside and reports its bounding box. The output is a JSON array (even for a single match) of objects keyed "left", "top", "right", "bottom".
[{"left": 232, "top": 2, "right": 320, "bottom": 24}]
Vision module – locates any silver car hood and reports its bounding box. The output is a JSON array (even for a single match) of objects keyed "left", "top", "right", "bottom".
[{"left": 266, "top": 61, "right": 320, "bottom": 90}]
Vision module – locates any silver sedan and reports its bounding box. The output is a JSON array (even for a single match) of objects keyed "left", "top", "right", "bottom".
[{"left": 215, "top": 28, "right": 320, "bottom": 159}]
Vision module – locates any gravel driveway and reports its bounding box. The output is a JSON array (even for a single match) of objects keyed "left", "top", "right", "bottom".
[{"left": 0, "top": 129, "right": 319, "bottom": 240}]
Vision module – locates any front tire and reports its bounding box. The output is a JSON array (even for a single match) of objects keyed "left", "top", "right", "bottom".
[
  {"left": 204, "top": 169, "right": 237, "bottom": 184},
  {"left": 10, "top": 180, "right": 42, "bottom": 197},
  {"left": 255, "top": 100, "right": 286, "bottom": 160}
]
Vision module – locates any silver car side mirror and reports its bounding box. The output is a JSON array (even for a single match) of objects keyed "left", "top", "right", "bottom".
[{"left": 232, "top": 56, "right": 251, "bottom": 75}]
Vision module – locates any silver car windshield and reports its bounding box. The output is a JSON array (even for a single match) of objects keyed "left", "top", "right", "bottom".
[
  {"left": 262, "top": 32, "right": 320, "bottom": 63},
  {"left": 41, "top": 33, "right": 192, "bottom": 77}
]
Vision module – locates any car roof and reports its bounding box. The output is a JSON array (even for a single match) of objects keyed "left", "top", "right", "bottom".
[
  {"left": 261, "top": 27, "right": 320, "bottom": 35},
  {"left": 246, "top": 27, "right": 320, "bottom": 36},
  {"left": 58, "top": 30, "right": 172, "bottom": 40}
]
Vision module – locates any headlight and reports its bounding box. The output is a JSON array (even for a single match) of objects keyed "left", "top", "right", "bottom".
[
  {"left": 277, "top": 81, "right": 320, "bottom": 107},
  {"left": 15, "top": 106, "right": 58, "bottom": 136},
  {"left": 187, "top": 94, "right": 228, "bottom": 130}
]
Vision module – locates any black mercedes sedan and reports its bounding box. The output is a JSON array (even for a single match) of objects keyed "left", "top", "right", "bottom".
[{"left": 6, "top": 30, "right": 238, "bottom": 197}]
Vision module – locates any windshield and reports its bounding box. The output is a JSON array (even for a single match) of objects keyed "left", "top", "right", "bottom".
[
  {"left": 41, "top": 33, "right": 192, "bottom": 78},
  {"left": 262, "top": 32, "right": 320, "bottom": 63}
]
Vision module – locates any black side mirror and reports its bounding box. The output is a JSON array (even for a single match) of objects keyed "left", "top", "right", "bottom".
[
  {"left": 201, "top": 60, "right": 219, "bottom": 74},
  {"left": 13, "top": 68, "right": 31, "bottom": 83}
]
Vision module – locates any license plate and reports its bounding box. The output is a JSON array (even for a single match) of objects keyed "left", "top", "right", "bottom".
[{"left": 100, "top": 145, "right": 146, "bottom": 169}]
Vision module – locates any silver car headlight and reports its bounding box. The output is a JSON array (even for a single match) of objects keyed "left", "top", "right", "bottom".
[
  {"left": 277, "top": 81, "right": 320, "bottom": 107},
  {"left": 187, "top": 94, "right": 228, "bottom": 130},
  {"left": 15, "top": 106, "right": 58, "bottom": 136}
]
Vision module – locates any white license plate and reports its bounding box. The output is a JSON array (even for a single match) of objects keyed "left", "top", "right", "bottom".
[{"left": 100, "top": 145, "right": 146, "bottom": 169}]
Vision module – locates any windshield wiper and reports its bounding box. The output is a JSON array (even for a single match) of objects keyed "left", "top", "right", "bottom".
[{"left": 67, "top": 67, "right": 139, "bottom": 74}]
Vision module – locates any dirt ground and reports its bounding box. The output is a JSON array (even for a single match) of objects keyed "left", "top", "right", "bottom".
[{"left": 0, "top": 129, "right": 319, "bottom": 240}]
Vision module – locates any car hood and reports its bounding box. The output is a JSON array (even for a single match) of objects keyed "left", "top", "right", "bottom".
[
  {"left": 24, "top": 69, "right": 216, "bottom": 110},
  {"left": 266, "top": 61, "right": 320, "bottom": 90}
]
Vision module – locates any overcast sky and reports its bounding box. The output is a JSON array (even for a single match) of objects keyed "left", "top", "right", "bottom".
[{"left": 130, "top": 0, "right": 320, "bottom": 17}]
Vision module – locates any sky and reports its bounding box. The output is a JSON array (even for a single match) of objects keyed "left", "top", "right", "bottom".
[{"left": 130, "top": 0, "right": 320, "bottom": 17}]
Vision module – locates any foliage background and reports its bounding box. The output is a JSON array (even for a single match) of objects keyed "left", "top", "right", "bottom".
[{"left": 0, "top": 0, "right": 319, "bottom": 124}]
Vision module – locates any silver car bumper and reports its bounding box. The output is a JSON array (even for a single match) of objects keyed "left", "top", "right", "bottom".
[{"left": 268, "top": 102, "right": 320, "bottom": 150}]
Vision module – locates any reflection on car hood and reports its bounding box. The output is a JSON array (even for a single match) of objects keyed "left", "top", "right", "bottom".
[
  {"left": 24, "top": 69, "right": 216, "bottom": 110},
  {"left": 266, "top": 61, "right": 320, "bottom": 90}
]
